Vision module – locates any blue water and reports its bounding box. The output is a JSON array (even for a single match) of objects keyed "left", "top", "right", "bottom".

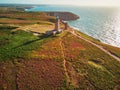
[{"left": 27, "top": 5, "right": 120, "bottom": 48}]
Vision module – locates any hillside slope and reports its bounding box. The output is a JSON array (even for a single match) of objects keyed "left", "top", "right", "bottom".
[
  {"left": 0, "top": 26, "right": 120, "bottom": 90},
  {"left": 0, "top": 8, "right": 120, "bottom": 90}
]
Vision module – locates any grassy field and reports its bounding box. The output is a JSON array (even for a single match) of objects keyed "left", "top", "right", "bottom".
[
  {"left": 0, "top": 25, "right": 53, "bottom": 61},
  {"left": 0, "top": 25, "right": 64, "bottom": 90},
  {"left": 0, "top": 8, "right": 120, "bottom": 90},
  {"left": 0, "top": 10, "right": 55, "bottom": 25},
  {"left": 62, "top": 32, "right": 120, "bottom": 89},
  {"left": 0, "top": 25, "right": 120, "bottom": 89}
]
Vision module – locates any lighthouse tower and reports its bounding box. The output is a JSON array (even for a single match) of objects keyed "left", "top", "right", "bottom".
[{"left": 54, "top": 16, "right": 60, "bottom": 31}]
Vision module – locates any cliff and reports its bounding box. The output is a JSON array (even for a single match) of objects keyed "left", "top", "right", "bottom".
[
  {"left": 0, "top": 5, "right": 79, "bottom": 21},
  {"left": 47, "top": 12, "right": 79, "bottom": 21}
]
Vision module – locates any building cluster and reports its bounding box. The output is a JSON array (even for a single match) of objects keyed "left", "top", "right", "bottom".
[{"left": 46, "top": 16, "right": 69, "bottom": 35}]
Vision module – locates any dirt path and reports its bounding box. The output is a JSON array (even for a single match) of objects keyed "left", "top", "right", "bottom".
[
  {"left": 59, "top": 38, "right": 79, "bottom": 87},
  {"left": 59, "top": 38, "right": 70, "bottom": 84},
  {"left": 69, "top": 30, "right": 120, "bottom": 62}
]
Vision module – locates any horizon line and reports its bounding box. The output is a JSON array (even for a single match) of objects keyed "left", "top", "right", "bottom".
[{"left": 0, "top": 3, "right": 120, "bottom": 8}]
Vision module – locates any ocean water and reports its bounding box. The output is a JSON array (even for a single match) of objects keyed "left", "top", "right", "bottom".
[{"left": 27, "top": 5, "right": 120, "bottom": 48}]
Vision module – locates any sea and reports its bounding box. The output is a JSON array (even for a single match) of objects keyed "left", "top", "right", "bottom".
[{"left": 26, "top": 5, "right": 120, "bottom": 48}]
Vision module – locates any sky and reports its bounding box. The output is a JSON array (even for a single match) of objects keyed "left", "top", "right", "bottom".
[{"left": 0, "top": 0, "right": 120, "bottom": 7}]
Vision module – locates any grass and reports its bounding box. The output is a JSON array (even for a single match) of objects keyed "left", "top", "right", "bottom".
[
  {"left": 0, "top": 25, "right": 65, "bottom": 89},
  {"left": 61, "top": 31, "right": 120, "bottom": 89},
  {"left": 0, "top": 27, "right": 120, "bottom": 89},
  {"left": 75, "top": 30, "right": 120, "bottom": 58},
  {"left": 0, "top": 11, "right": 55, "bottom": 25},
  {"left": 16, "top": 23, "right": 54, "bottom": 34},
  {"left": 31, "top": 33, "right": 64, "bottom": 61},
  {"left": 0, "top": 25, "right": 53, "bottom": 61}
]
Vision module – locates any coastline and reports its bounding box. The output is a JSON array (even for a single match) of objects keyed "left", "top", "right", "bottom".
[
  {"left": 26, "top": 5, "right": 120, "bottom": 48},
  {"left": 0, "top": 5, "right": 120, "bottom": 89},
  {"left": 0, "top": 4, "right": 120, "bottom": 48}
]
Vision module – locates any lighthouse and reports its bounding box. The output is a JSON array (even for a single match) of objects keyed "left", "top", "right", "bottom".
[{"left": 54, "top": 16, "right": 60, "bottom": 31}]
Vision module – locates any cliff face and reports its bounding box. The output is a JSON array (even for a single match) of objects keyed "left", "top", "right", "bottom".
[{"left": 47, "top": 12, "right": 79, "bottom": 21}]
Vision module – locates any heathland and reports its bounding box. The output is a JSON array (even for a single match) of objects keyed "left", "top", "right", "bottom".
[{"left": 0, "top": 5, "right": 120, "bottom": 90}]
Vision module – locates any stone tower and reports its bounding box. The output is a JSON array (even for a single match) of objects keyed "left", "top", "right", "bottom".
[{"left": 54, "top": 16, "right": 60, "bottom": 31}]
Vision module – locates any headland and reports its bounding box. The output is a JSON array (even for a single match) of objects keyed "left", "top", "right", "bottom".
[{"left": 0, "top": 5, "right": 120, "bottom": 90}]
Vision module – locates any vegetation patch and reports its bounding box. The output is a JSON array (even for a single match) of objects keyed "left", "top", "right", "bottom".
[
  {"left": 17, "top": 59, "right": 64, "bottom": 90},
  {"left": 88, "top": 61, "right": 104, "bottom": 70},
  {"left": 75, "top": 30, "right": 120, "bottom": 58},
  {"left": 61, "top": 31, "right": 120, "bottom": 89},
  {"left": 31, "top": 37, "right": 62, "bottom": 61},
  {"left": 0, "top": 25, "right": 52, "bottom": 61}
]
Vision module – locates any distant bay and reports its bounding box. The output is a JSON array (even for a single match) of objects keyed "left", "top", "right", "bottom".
[{"left": 27, "top": 5, "right": 120, "bottom": 48}]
